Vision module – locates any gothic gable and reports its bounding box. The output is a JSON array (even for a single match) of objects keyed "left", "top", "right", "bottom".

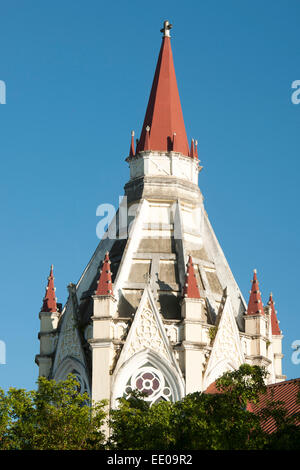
[
  {"left": 204, "top": 292, "right": 245, "bottom": 389},
  {"left": 111, "top": 286, "right": 185, "bottom": 406},
  {"left": 115, "top": 286, "right": 177, "bottom": 368},
  {"left": 52, "top": 288, "right": 87, "bottom": 381}
]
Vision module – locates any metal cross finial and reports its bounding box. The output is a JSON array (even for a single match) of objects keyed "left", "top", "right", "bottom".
[{"left": 160, "top": 20, "right": 172, "bottom": 37}]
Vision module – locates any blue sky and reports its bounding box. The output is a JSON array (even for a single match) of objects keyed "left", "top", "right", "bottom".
[{"left": 0, "top": 0, "right": 299, "bottom": 391}]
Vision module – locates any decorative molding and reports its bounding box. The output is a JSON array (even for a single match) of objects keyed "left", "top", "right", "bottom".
[
  {"left": 113, "top": 286, "right": 183, "bottom": 381},
  {"left": 52, "top": 298, "right": 86, "bottom": 376},
  {"left": 111, "top": 349, "right": 185, "bottom": 408},
  {"left": 204, "top": 294, "right": 245, "bottom": 389},
  {"left": 53, "top": 356, "right": 90, "bottom": 397}
]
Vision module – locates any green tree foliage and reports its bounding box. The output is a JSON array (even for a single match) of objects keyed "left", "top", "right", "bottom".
[
  {"left": 109, "top": 365, "right": 300, "bottom": 450},
  {"left": 0, "top": 366, "right": 299, "bottom": 450},
  {"left": 109, "top": 365, "right": 266, "bottom": 450},
  {"left": 258, "top": 380, "right": 300, "bottom": 450},
  {"left": 0, "top": 374, "right": 107, "bottom": 450},
  {"left": 108, "top": 390, "right": 176, "bottom": 450}
]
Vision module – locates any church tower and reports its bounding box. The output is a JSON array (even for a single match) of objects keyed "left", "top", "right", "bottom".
[{"left": 35, "top": 21, "right": 285, "bottom": 405}]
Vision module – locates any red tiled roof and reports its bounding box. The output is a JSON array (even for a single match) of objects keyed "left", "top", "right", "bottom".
[
  {"left": 248, "top": 378, "right": 300, "bottom": 433},
  {"left": 205, "top": 378, "right": 300, "bottom": 434},
  {"left": 204, "top": 381, "right": 221, "bottom": 394}
]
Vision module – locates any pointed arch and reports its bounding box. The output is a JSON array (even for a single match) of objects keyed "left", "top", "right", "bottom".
[
  {"left": 111, "top": 349, "right": 184, "bottom": 408},
  {"left": 113, "top": 285, "right": 183, "bottom": 377},
  {"left": 204, "top": 359, "right": 237, "bottom": 391},
  {"left": 52, "top": 295, "right": 86, "bottom": 375},
  {"left": 203, "top": 294, "right": 245, "bottom": 390},
  {"left": 52, "top": 356, "right": 91, "bottom": 397}
]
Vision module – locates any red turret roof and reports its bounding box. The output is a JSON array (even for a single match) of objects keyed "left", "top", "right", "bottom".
[
  {"left": 183, "top": 255, "right": 201, "bottom": 299},
  {"left": 41, "top": 265, "right": 57, "bottom": 313},
  {"left": 95, "top": 252, "right": 114, "bottom": 296},
  {"left": 268, "top": 293, "right": 281, "bottom": 335},
  {"left": 246, "top": 269, "right": 265, "bottom": 315},
  {"left": 137, "top": 23, "right": 189, "bottom": 156}
]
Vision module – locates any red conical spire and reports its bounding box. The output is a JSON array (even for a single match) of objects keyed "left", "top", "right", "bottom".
[
  {"left": 129, "top": 130, "right": 135, "bottom": 157},
  {"left": 246, "top": 269, "right": 264, "bottom": 315},
  {"left": 268, "top": 293, "right": 281, "bottom": 335},
  {"left": 183, "top": 255, "right": 201, "bottom": 299},
  {"left": 41, "top": 265, "right": 57, "bottom": 313},
  {"left": 137, "top": 21, "right": 189, "bottom": 156},
  {"left": 95, "top": 252, "right": 114, "bottom": 296}
]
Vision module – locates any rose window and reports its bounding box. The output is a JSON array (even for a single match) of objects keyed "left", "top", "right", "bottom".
[{"left": 124, "top": 365, "right": 173, "bottom": 405}]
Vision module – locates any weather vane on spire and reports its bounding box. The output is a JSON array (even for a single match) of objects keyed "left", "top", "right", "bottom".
[{"left": 160, "top": 20, "right": 172, "bottom": 37}]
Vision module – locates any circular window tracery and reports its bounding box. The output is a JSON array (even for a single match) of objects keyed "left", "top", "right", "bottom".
[{"left": 123, "top": 364, "right": 173, "bottom": 405}]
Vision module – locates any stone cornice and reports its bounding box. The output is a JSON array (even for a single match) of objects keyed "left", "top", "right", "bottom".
[
  {"left": 180, "top": 340, "right": 209, "bottom": 350},
  {"left": 38, "top": 329, "right": 58, "bottom": 339},
  {"left": 88, "top": 339, "right": 114, "bottom": 349},
  {"left": 244, "top": 354, "right": 272, "bottom": 365}
]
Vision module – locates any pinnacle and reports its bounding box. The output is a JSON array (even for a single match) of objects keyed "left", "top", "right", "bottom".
[
  {"left": 160, "top": 20, "right": 172, "bottom": 38},
  {"left": 41, "top": 264, "right": 57, "bottom": 313},
  {"left": 194, "top": 140, "right": 198, "bottom": 159},
  {"left": 95, "top": 251, "right": 114, "bottom": 296},
  {"left": 246, "top": 269, "right": 264, "bottom": 316},
  {"left": 189, "top": 139, "right": 195, "bottom": 158},
  {"left": 144, "top": 126, "right": 151, "bottom": 151},
  {"left": 172, "top": 132, "right": 177, "bottom": 152},
  {"left": 136, "top": 23, "right": 189, "bottom": 156},
  {"left": 183, "top": 255, "right": 201, "bottom": 299},
  {"left": 129, "top": 130, "right": 135, "bottom": 157},
  {"left": 268, "top": 292, "right": 281, "bottom": 335}
]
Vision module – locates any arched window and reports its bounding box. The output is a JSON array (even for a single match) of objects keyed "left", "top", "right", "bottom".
[
  {"left": 112, "top": 350, "right": 184, "bottom": 407},
  {"left": 52, "top": 357, "right": 90, "bottom": 397},
  {"left": 124, "top": 362, "right": 173, "bottom": 405}
]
